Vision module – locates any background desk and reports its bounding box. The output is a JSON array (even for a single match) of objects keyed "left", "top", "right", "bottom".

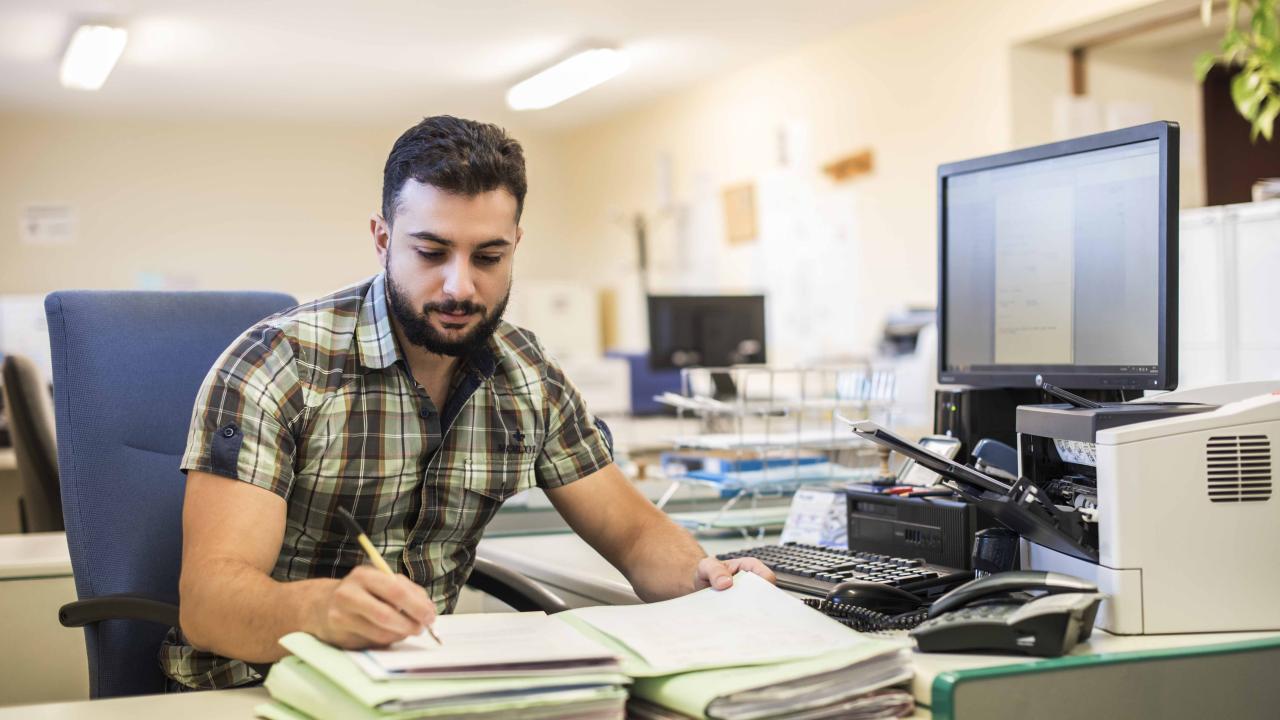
[
  {"left": 0, "top": 532, "right": 87, "bottom": 706},
  {"left": 0, "top": 449, "right": 21, "bottom": 533}
]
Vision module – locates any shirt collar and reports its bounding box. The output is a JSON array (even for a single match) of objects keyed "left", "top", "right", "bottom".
[
  {"left": 355, "top": 272, "right": 501, "bottom": 379},
  {"left": 355, "top": 273, "right": 399, "bottom": 371}
]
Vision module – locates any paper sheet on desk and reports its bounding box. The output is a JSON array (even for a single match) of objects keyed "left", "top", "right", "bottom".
[
  {"left": 357, "top": 612, "right": 619, "bottom": 676},
  {"left": 565, "top": 572, "right": 870, "bottom": 674}
]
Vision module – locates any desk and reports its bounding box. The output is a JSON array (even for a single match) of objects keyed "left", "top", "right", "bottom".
[
  {"left": 0, "top": 687, "right": 267, "bottom": 719},
  {"left": 0, "top": 448, "right": 20, "bottom": 533},
  {"left": 8, "top": 528, "right": 1276, "bottom": 718},
  {"left": 481, "top": 529, "right": 1280, "bottom": 717},
  {"left": 0, "top": 532, "right": 87, "bottom": 706},
  {"left": 477, "top": 531, "right": 755, "bottom": 607}
]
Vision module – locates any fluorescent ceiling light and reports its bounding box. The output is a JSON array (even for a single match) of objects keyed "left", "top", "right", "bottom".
[
  {"left": 506, "top": 48, "right": 630, "bottom": 111},
  {"left": 60, "top": 24, "right": 128, "bottom": 91}
]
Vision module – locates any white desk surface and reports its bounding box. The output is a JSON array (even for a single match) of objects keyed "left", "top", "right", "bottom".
[
  {"left": 0, "top": 688, "right": 268, "bottom": 719},
  {"left": 477, "top": 530, "right": 757, "bottom": 606},
  {"left": 0, "top": 531, "right": 72, "bottom": 579}
]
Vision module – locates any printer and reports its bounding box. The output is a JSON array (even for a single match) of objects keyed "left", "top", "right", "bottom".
[
  {"left": 847, "top": 380, "right": 1280, "bottom": 635},
  {"left": 1014, "top": 381, "right": 1280, "bottom": 634}
]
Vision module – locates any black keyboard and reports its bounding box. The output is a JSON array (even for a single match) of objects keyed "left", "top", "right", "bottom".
[{"left": 718, "top": 542, "right": 972, "bottom": 598}]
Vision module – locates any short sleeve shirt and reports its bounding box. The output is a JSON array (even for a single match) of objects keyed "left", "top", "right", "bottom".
[{"left": 162, "top": 272, "right": 613, "bottom": 689}]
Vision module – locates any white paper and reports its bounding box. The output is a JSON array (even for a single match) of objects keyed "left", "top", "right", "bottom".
[
  {"left": 357, "top": 611, "right": 617, "bottom": 674},
  {"left": 567, "top": 572, "right": 867, "bottom": 673}
]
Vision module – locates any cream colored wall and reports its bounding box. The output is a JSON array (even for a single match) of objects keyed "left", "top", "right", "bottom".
[
  {"left": 1011, "top": 39, "right": 1211, "bottom": 210},
  {"left": 1089, "top": 40, "right": 1210, "bottom": 208},
  {"left": 549, "top": 0, "right": 1165, "bottom": 359},
  {"left": 0, "top": 113, "right": 570, "bottom": 302},
  {"left": 0, "top": 0, "right": 1179, "bottom": 361}
]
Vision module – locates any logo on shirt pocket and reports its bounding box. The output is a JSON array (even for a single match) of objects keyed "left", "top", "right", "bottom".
[{"left": 497, "top": 428, "right": 538, "bottom": 454}]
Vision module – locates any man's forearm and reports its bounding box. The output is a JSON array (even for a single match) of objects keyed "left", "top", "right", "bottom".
[
  {"left": 618, "top": 511, "right": 709, "bottom": 602},
  {"left": 180, "top": 559, "right": 336, "bottom": 663}
]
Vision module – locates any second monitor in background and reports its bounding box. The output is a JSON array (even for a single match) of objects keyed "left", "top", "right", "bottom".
[
  {"left": 647, "top": 294, "right": 767, "bottom": 400},
  {"left": 647, "top": 294, "right": 767, "bottom": 399}
]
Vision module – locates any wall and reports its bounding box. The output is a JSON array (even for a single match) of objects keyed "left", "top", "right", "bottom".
[
  {"left": 1011, "top": 36, "right": 1212, "bottom": 209},
  {"left": 0, "top": 112, "right": 571, "bottom": 302},
  {"left": 548, "top": 0, "right": 1172, "bottom": 361}
]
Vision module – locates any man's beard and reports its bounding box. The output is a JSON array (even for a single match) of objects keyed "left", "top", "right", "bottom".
[{"left": 386, "top": 271, "right": 510, "bottom": 358}]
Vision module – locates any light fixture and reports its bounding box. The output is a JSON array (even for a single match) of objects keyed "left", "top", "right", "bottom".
[
  {"left": 60, "top": 24, "right": 128, "bottom": 91},
  {"left": 506, "top": 47, "right": 630, "bottom": 111}
]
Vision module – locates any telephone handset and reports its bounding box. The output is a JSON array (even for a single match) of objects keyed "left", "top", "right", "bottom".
[
  {"left": 806, "top": 571, "right": 1103, "bottom": 658},
  {"left": 910, "top": 571, "right": 1103, "bottom": 657}
]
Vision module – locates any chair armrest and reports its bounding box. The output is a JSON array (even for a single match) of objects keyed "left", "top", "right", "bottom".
[
  {"left": 59, "top": 595, "right": 180, "bottom": 629},
  {"left": 467, "top": 557, "right": 570, "bottom": 614}
]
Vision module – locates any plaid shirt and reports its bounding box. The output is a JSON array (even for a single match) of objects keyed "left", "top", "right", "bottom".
[{"left": 161, "top": 272, "right": 613, "bottom": 690}]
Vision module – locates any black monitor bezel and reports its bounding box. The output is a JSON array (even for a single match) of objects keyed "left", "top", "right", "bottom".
[
  {"left": 646, "top": 294, "right": 767, "bottom": 371},
  {"left": 936, "top": 121, "right": 1179, "bottom": 391}
]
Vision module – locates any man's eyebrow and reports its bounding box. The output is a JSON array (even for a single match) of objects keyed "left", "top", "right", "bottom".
[
  {"left": 406, "top": 232, "right": 511, "bottom": 250},
  {"left": 407, "top": 231, "right": 453, "bottom": 245}
]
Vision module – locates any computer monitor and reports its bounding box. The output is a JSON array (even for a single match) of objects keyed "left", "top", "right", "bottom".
[
  {"left": 647, "top": 295, "right": 767, "bottom": 371},
  {"left": 937, "top": 121, "right": 1179, "bottom": 391}
]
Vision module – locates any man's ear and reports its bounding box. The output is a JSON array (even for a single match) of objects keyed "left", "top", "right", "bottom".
[
  {"left": 371, "top": 212, "right": 391, "bottom": 265},
  {"left": 513, "top": 226, "right": 523, "bottom": 250}
]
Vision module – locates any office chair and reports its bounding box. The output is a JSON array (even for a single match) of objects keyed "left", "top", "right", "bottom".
[
  {"left": 46, "top": 290, "right": 567, "bottom": 698},
  {"left": 1, "top": 353, "right": 63, "bottom": 532}
]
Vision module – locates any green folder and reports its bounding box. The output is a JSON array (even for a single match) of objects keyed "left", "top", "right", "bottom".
[
  {"left": 556, "top": 614, "right": 911, "bottom": 719},
  {"left": 263, "top": 656, "right": 627, "bottom": 720},
  {"left": 273, "top": 632, "right": 630, "bottom": 713}
]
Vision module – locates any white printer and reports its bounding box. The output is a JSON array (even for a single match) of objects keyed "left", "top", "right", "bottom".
[
  {"left": 1015, "top": 381, "right": 1280, "bottom": 634},
  {"left": 848, "top": 380, "right": 1280, "bottom": 635}
]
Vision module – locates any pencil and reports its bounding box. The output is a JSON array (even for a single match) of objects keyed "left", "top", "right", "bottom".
[{"left": 337, "top": 506, "right": 442, "bottom": 646}]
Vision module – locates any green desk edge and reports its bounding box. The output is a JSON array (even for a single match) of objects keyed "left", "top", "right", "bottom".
[{"left": 929, "top": 635, "right": 1280, "bottom": 720}]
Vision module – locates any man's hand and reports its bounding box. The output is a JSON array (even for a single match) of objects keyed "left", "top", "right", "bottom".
[
  {"left": 310, "top": 566, "right": 437, "bottom": 648},
  {"left": 694, "top": 556, "right": 777, "bottom": 591}
]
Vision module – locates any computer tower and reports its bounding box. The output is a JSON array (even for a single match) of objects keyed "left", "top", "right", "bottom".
[{"left": 845, "top": 489, "right": 1001, "bottom": 570}]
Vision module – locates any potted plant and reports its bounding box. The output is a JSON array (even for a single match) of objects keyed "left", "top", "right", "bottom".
[{"left": 1196, "top": 0, "right": 1280, "bottom": 141}]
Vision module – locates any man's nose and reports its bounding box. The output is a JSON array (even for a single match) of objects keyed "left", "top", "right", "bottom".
[{"left": 442, "top": 256, "right": 477, "bottom": 301}]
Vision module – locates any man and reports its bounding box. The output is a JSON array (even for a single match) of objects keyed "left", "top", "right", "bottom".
[{"left": 165, "top": 115, "right": 774, "bottom": 689}]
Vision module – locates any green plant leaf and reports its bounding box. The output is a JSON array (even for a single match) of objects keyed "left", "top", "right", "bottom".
[
  {"left": 1196, "top": 51, "right": 1218, "bottom": 80},
  {"left": 1232, "top": 71, "right": 1257, "bottom": 115},
  {"left": 1257, "top": 95, "right": 1280, "bottom": 142}
]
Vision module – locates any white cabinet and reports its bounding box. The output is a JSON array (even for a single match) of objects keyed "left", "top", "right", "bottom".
[{"left": 1179, "top": 200, "right": 1280, "bottom": 389}]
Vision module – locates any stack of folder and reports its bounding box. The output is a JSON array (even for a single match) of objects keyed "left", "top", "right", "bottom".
[
  {"left": 257, "top": 573, "right": 914, "bottom": 720},
  {"left": 256, "top": 613, "right": 631, "bottom": 719}
]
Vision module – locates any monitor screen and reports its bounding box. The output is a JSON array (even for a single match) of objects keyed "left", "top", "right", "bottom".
[
  {"left": 647, "top": 295, "right": 767, "bottom": 370},
  {"left": 938, "top": 122, "right": 1178, "bottom": 391}
]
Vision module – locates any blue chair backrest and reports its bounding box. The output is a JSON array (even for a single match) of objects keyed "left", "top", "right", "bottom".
[{"left": 45, "top": 290, "right": 297, "bottom": 698}]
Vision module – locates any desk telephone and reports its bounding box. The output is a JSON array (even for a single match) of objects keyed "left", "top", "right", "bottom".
[{"left": 805, "top": 571, "right": 1103, "bottom": 657}]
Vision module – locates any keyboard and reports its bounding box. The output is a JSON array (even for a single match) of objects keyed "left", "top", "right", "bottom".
[{"left": 717, "top": 542, "right": 972, "bottom": 598}]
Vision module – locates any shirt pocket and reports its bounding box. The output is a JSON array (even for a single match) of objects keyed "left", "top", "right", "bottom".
[
  {"left": 460, "top": 439, "right": 538, "bottom": 502},
  {"left": 468, "top": 386, "right": 542, "bottom": 499}
]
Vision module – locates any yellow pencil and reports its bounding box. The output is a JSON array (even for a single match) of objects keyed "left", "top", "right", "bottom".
[{"left": 338, "top": 506, "right": 442, "bottom": 646}]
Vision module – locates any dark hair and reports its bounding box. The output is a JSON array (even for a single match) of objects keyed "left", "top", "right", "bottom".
[{"left": 381, "top": 115, "right": 527, "bottom": 225}]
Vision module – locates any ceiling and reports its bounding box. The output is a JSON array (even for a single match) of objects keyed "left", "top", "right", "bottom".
[{"left": 0, "top": 0, "right": 910, "bottom": 131}]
